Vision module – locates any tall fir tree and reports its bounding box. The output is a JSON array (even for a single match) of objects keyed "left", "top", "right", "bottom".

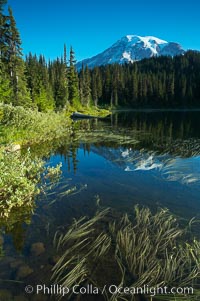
[
  {"left": 68, "top": 46, "right": 79, "bottom": 107},
  {"left": 81, "top": 65, "right": 91, "bottom": 107},
  {"left": 0, "top": 0, "right": 10, "bottom": 102},
  {"left": 79, "top": 63, "right": 84, "bottom": 105},
  {"left": 63, "top": 44, "right": 68, "bottom": 106},
  {"left": 0, "top": 0, "right": 8, "bottom": 59},
  {"left": 4, "top": 7, "right": 31, "bottom": 106},
  {"left": 0, "top": 60, "right": 12, "bottom": 103},
  {"left": 49, "top": 58, "right": 68, "bottom": 109},
  {"left": 91, "top": 67, "right": 101, "bottom": 107}
]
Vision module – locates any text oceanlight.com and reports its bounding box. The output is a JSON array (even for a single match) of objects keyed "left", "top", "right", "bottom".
[{"left": 25, "top": 284, "right": 194, "bottom": 297}]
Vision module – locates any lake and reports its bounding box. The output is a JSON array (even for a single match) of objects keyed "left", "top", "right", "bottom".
[{"left": 0, "top": 110, "right": 200, "bottom": 300}]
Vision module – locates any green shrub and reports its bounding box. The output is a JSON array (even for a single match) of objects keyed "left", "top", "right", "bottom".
[
  {"left": 0, "top": 103, "right": 72, "bottom": 144},
  {"left": 0, "top": 150, "right": 43, "bottom": 218},
  {"left": 0, "top": 149, "right": 62, "bottom": 219}
]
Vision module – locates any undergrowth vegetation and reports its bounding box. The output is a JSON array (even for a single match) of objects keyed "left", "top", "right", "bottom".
[
  {"left": 52, "top": 205, "right": 200, "bottom": 301},
  {"left": 0, "top": 149, "right": 62, "bottom": 225},
  {"left": 0, "top": 103, "right": 72, "bottom": 145},
  {"left": 0, "top": 102, "right": 104, "bottom": 230}
]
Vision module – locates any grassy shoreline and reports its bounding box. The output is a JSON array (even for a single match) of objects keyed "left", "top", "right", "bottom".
[
  {"left": 0, "top": 103, "right": 110, "bottom": 225},
  {"left": 0, "top": 104, "right": 72, "bottom": 146},
  {"left": 0, "top": 103, "right": 110, "bottom": 146},
  {"left": 0, "top": 104, "right": 70, "bottom": 226}
]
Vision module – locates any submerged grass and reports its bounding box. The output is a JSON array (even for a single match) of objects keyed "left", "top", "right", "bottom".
[{"left": 52, "top": 205, "right": 200, "bottom": 301}]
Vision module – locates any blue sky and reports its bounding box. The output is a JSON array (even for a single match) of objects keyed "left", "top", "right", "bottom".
[{"left": 6, "top": 0, "right": 200, "bottom": 62}]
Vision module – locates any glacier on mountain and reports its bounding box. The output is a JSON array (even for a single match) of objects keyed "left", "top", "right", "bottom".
[{"left": 77, "top": 35, "right": 185, "bottom": 70}]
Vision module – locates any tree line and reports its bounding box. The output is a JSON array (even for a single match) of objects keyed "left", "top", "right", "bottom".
[
  {"left": 1, "top": 0, "right": 200, "bottom": 111},
  {"left": 89, "top": 51, "right": 200, "bottom": 108},
  {"left": 0, "top": 1, "right": 91, "bottom": 111}
]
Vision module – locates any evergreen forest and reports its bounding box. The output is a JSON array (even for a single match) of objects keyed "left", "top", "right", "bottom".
[
  {"left": 91, "top": 51, "right": 200, "bottom": 108},
  {"left": 1, "top": 0, "right": 200, "bottom": 112}
]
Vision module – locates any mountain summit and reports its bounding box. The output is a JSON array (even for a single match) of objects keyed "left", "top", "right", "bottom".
[{"left": 77, "top": 35, "right": 185, "bottom": 69}]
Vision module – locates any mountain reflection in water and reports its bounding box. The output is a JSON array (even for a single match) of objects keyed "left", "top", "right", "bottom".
[
  {"left": 89, "top": 146, "right": 200, "bottom": 185},
  {"left": 74, "top": 110, "right": 200, "bottom": 186}
]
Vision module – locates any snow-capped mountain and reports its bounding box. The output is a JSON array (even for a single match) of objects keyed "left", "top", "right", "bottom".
[{"left": 77, "top": 35, "right": 185, "bottom": 69}]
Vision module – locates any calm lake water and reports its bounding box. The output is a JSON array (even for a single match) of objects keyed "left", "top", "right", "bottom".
[{"left": 1, "top": 110, "right": 200, "bottom": 300}]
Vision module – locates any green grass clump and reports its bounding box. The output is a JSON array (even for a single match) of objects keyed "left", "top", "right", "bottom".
[
  {"left": 66, "top": 103, "right": 111, "bottom": 118},
  {"left": 79, "top": 106, "right": 111, "bottom": 117},
  {"left": 52, "top": 206, "right": 200, "bottom": 301}
]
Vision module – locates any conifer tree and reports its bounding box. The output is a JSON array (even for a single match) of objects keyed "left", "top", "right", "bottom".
[
  {"left": 0, "top": 61, "right": 12, "bottom": 103},
  {"left": 132, "top": 72, "right": 138, "bottom": 102},
  {"left": 0, "top": 0, "right": 9, "bottom": 70},
  {"left": 91, "top": 67, "right": 97, "bottom": 106},
  {"left": 50, "top": 58, "right": 68, "bottom": 109},
  {"left": 6, "top": 7, "right": 31, "bottom": 106},
  {"left": 25, "top": 53, "right": 40, "bottom": 105},
  {"left": 82, "top": 65, "right": 91, "bottom": 107},
  {"left": 91, "top": 67, "right": 102, "bottom": 107},
  {"left": 0, "top": 1, "right": 13, "bottom": 103},
  {"left": 79, "top": 63, "right": 84, "bottom": 105},
  {"left": 63, "top": 44, "right": 68, "bottom": 105},
  {"left": 68, "top": 46, "right": 79, "bottom": 107}
]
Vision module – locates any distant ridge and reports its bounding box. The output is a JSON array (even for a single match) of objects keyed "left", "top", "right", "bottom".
[{"left": 77, "top": 35, "right": 185, "bottom": 70}]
